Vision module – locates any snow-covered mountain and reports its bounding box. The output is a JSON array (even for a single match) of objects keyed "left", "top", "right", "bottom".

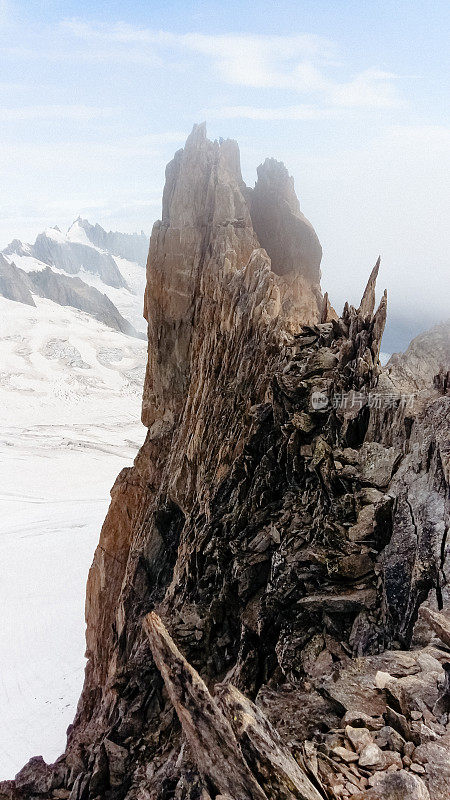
[
  {"left": 69, "top": 217, "right": 149, "bottom": 266},
  {"left": 1, "top": 219, "right": 149, "bottom": 337},
  {"left": 0, "top": 220, "right": 149, "bottom": 779}
]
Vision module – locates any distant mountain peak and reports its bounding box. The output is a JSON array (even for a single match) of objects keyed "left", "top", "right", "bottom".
[
  {"left": 69, "top": 218, "right": 149, "bottom": 266},
  {"left": 0, "top": 218, "right": 149, "bottom": 337}
]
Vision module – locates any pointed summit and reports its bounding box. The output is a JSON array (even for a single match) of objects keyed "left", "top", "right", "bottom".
[
  {"left": 250, "top": 157, "right": 322, "bottom": 281},
  {"left": 358, "top": 256, "right": 380, "bottom": 318}
]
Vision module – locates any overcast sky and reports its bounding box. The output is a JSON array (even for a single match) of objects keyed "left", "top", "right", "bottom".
[{"left": 0, "top": 0, "right": 448, "bottom": 349}]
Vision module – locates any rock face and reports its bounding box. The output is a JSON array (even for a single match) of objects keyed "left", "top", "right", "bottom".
[
  {"left": 27, "top": 267, "right": 143, "bottom": 338},
  {"left": 250, "top": 157, "right": 322, "bottom": 282},
  {"left": 386, "top": 322, "right": 450, "bottom": 393},
  {"left": 3, "top": 126, "right": 449, "bottom": 800},
  {"left": 0, "top": 254, "right": 35, "bottom": 306}
]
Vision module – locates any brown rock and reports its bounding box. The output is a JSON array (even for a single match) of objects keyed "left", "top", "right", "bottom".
[
  {"left": 420, "top": 607, "right": 450, "bottom": 649},
  {"left": 342, "top": 711, "right": 384, "bottom": 731},
  {"left": 358, "top": 442, "right": 401, "bottom": 488},
  {"left": 345, "top": 725, "right": 373, "bottom": 753},
  {"left": 14, "top": 757, "right": 56, "bottom": 794},
  {"left": 7, "top": 126, "right": 448, "bottom": 800},
  {"left": 333, "top": 747, "right": 360, "bottom": 764},
  {"left": 382, "top": 751, "right": 403, "bottom": 770}
]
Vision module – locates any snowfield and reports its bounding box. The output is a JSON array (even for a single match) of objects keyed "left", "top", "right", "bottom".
[{"left": 0, "top": 295, "right": 147, "bottom": 779}]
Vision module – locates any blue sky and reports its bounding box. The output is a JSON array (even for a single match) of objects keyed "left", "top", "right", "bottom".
[{"left": 0, "top": 0, "right": 449, "bottom": 345}]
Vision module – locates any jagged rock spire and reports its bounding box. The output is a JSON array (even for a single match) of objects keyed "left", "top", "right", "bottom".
[
  {"left": 320, "top": 290, "right": 338, "bottom": 323},
  {"left": 250, "top": 157, "right": 322, "bottom": 282},
  {"left": 358, "top": 256, "right": 381, "bottom": 318},
  {"left": 142, "top": 124, "right": 323, "bottom": 431}
]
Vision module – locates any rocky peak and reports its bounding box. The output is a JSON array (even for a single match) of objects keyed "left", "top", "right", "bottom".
[
  {"left": 143, "top": 124, "right": 323, "bottom": 437},
  {"left": 71, "top": 218, "right": 149, "bottom": 266},
  {"left": 2, "top": 239, "right": 29, "bottom": 257},
  {"left": 385, "top": 321, "right": 450, "bottom": 393},
  {"left": 250, "top": 156, "right": 322, "bottom": 281},
  {"left": 3, "top": 128, "right": 448, "bottom": 800}
]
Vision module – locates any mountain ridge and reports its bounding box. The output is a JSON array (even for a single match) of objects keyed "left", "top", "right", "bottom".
[
  {"left": 1, "top": 220, "right": 149, "bottom": 338},
  {"left": 1, "top": 127, "right": 448, "bottom": 800}
]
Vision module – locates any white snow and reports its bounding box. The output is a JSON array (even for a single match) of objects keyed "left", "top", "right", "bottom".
[
  {"left": 66, "top": 220, "right": 92, "bottom": 246},
  {"left": 0, "top": 295, "right": 147, "bottom": 780},
  {"left": 2, "top": 252, "right": 49, "bottom": 274},
  {"left": 43, "top": 227, "right": 67, "bottom": 244},
  {"left": 3, "top": 232, "right": 147, "bottom": 334},
  {"left": 77, "top": 256, "right": 147, "bottom": 334}
]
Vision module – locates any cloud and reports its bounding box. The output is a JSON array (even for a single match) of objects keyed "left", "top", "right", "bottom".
[
  {"left": 60, "top": 21, "right": 403, "bottom": 111},
  {"left": 330, "top": 69, "right": 403, "bottom": 109},
  {"left": 0, "top": 105, "right": 116, "bottom": 121},
  {"left": 0, "top": 131, "right": 186, "bottom": 172},
  {"left": 2, "top": 44, "right": 162, "bottom": 66},
  {"left": 204, "top": 105, "right": 337, "bottom": 120},
  {"left": 288, "top": 123, "right": 450, "bottom": 322}
]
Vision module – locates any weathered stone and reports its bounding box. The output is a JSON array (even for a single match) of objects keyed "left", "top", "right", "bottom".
[
  {"left": 328, "top": 553, "right": 374, "bottom": 580},
  {"left": 217, "top": 683, "right": 323, "bottom": 800},
  {"left": 347, "top": 505, "right": 376, "bottom": 542},
  {"left": 14, "top": 758, "right": 56, "bottom": 795},
  {"left": 256, "top": 684, "right": 340, "bottom": 742},
  {"left": 358, "top": 743, "right": 384, "bottom": 768},
  {"left": 342, "top": 711, "right": 384, "bottom": 731},
  {"left": 374, "top": 725, "right": 406, "bottom": 752},
  {"left": 382, "top": 751, "right": 403, "bottom": 769},
  {"left": 361, "top": 769, "right": 430, "bottom": 799},
  {"left": 358, "top": 442, "right": 401, "bottom": 488},
  {"left": 345, "top": 725, "right": 373, "bottom": 752},
  {"left": 384, "top": 707, "right": 414, "bottom": 743},
  {"left": 420, "top": 608, "right": 450, "bottom": 649},
  {"left": 103, "top": 740, "right": 128, "bottom": 788},
  {"left": 375, "top": 671, "right": 394, "bottom": 690},
  {"left": 142, "top": 613, "right": 268, "bottom": 800},
  {"left": 333, "top": 747, "right": 359, "bottom": 764}
]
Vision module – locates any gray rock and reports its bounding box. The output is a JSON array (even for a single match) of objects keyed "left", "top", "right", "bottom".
[
  {"left": 374, "top": 725, "right": 406, "bottom": 752},
  {"left": 365, "top": 769, "right": 430, "bottom": 799},
  {"left": 27, "top": 267, "right": 143, "bottom": 338},
  {"left": 358, "top": 442, "right": 401, "bottom": 488},
  {"left": 32, "top": 230, "right": 128, "bottom": 289},
  {"left": 0, "top": 254, "right": 35, "bottom": 306},
  {"left": 359, "top": 743, "right": 384, "bottom": 767}
]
